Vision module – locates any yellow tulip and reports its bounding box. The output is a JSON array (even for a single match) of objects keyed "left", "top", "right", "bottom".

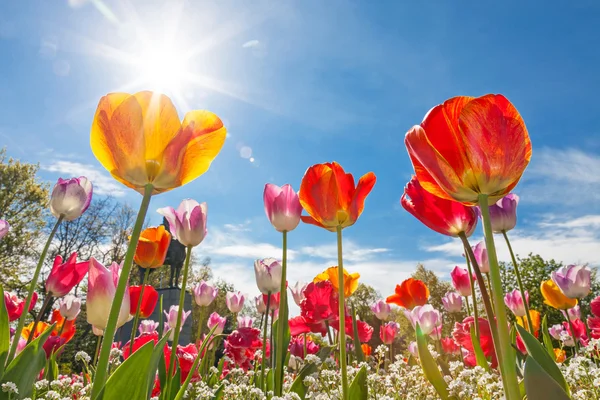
[
  {"left": 540, "top": 280, "right": 578, "bottom": 310},
  {"left": 91, "top": 91, "right": 226, "bottom": 195},
  {"left": 516, "top": 309, "right": 540, "bottom": 335},
  {"left": 314, "top": 266, "right": 360, "bottom": 297}
]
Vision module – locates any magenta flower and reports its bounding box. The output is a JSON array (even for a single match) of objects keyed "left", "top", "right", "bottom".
[
  {"left": 263, "top": 183, "right": 303, "bottom": 232},
  {"left": 504, "top": 289, "right": 529, "bottom": 317},
  {"left": 442, "top": 292, "right": 463, "bottom": 313},
  {"left": 226, "top": 291, "right": 245, "bottom": 313},
  {"left": 487, "top": 193, "right": 519, "bottom": 233},
  {"left": 254, "top": 295, "right": 267, "bottom": 314},
  {"left": 138, "top": 320, "right": 159, "bottom": 334},
  {"left": 157, "top": 199, "right": 208, "bottom": 247},
  {"left": 450, "top": 266, "right": 473, "bottom": 297},
  {"left": 371, "top": 299, "right": 391, "bottom": 320},
  {"left": 379, "top": 321, "right": 400, "bottom": 345},
  {"left": 0, "top": 220, "right": 9, "bottom": 240},
  {"left": 45, "top": 252, "right": 89, "bottom": 297},
  {"left": 207, "top": 311, "right": 227, "bottom": 335},
  {"left": 404, "top": 304, "right": 442, "bottom": 336},
  {"left": 49, "top": 177, "right": 93, "bottom": 221},
  {"left": 551, "top": 265, "right": 592, "bottom": 299},
  {"left": 58, "top": 294, "right": 81, "bottom": 321},
  {"left": 237, "top": 315, "right": 254, "bottom": 328},
  {"left": 192, "top": 281, "right": 218, "bottom": 307},
  {"left": 254, "top": 258, "right": 282, "bottom": 294},
  {"left": 471, "top": 242, "right": 489, "bottom": 273},
  {"left": 86, "top": 258, "right": 130, "bottom": 330},
  {"left": 164, "top": 305, "right": 191, "bottom": 341}
]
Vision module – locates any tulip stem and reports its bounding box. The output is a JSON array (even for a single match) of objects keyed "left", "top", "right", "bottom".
[
  {"left": 7, "top": 216, "right": 63, "bottom": 364},
  {"left": 303, "top": 333, "right": 307, "bottom": 358},
  {"left": 486, "top": 274, "right": 496, "bottom": 311},
  {"left": 478, "top": 194, "right": 520, "bottom": 400},
  {"left": 502, "top": 231, "right": 534, "bottom": 334},
  {"left": 90, "top": 184, "right": 153, "bottom": 399},
  {"left": 565, "top": 311, "right": 579, "bottom": 354},
  {"left": 93, "top": 334, "right": 101, "bottom": 366},
  {"left": 464, "top": 296, "right": 471, "bottom": 316},
  {"left": 464, "top": 253, "right": 480, "bottom": 338},
  {"left": 129, "top": 267, "right": 150, "bottom": 354},
  {"left": 274, "top": 230, "right": 288, "bottom": 396},
  {"left": 165, "top": 245, "right": 193, "bottom": 396},
  {"left": 28, "top": 294, "right": 53, "bottom": 344},
  {"left": 260, "top": 292, "right": 271, "bottom": 391},
  {"left": 336, "top": 225, "right": 349, "bottom": 400}
]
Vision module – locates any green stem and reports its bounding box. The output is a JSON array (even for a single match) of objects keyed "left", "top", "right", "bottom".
[
  {"left": 165, "top": 245, "right": 193, "bottom": 395},
  {"left": 478, "top": 194, "right": 520, "bottom": 400},
  {"left": 158, "top": 294, "right": 164, "bottom": 340},
  {"left": 502, "top": 231, "right": 534, "bottom": 334},
  {"left": 336, "top": 226, "right": 348, "bottom": 400},
  {"left": 90, "top": 184, "right": 153, "bottom": 399},
  {"left": 464, "top": 296, "right": 471, "bottom": 316},
  {"left": 93, "top": 334, "right": 101, "bottom": 366},
  {"left": 7, "top": 216, "right": 63, "bottom": 363},
  {"left": 129, "top": 267, "right": 150, "bottom": 354},
  {"left": 464, "top": 252, "right": 480, "bottom": 338},
  {"left": 28, "top": 294, "right": 53, "bottom": 343},
  {"left": 486, "top": 274, "right": 496, "bottom": 312},
  {"left": 565, "top": 311, "right": 579, "bottom": 354},
  {"left": 196, "top": 306, "right": 206, "bottom": 347},
  {"left": 260, "top": 292, "right": 271, "bottom": 391},
  {"left": 325, "top": 321, "right": 333, "bottom": 345},
  {"left": 274, "top": 230, "right": 287, "bottom": 396}
]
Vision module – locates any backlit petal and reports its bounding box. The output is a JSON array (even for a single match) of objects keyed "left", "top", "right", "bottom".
[
  {"left": 299, "top": 163, "right": 339, "bottom": 226},
  {"left": 349, "top": 171, "right": 376, "bottom": 224}
]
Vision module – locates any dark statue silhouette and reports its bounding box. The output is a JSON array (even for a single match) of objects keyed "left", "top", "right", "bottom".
[{"left": 138, "top": 217, "right": 186, "bottom": 287}]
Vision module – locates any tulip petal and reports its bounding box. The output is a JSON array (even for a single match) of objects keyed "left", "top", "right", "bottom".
[
  {"left": 300, "top": 215, "right": 333, "bottom": 231},
  {"left": 350, "top": 171, "right": 376, "bottom": 222},
  {"left": 299, "top": 163, "right": 339, "bottom": 226},
  {"left": 330, "top": 162, "right": 355, "bottom": 212},
  {"left": 264, "top": 183, "right": 283, "bottom": 220}
]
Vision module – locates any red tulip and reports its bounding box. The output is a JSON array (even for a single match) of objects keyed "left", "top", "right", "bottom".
[
  {"left": 450, "top": 266, "right": 473, "bottom": 297},
  {"left": 224, "top": 327, "right": 263, "bottom": 371},
  {"left": 300, "top": 281, "right": 339, "bottom": 327},
  {"left": 386, "top": 278, "right": 429, "bottom": 310},
  {"left": 441, "top": 337, "right": 460, "bottom": 355},
  {"left": 334, "top": 316, "right": 374, "bottom": 343},
  {"left": 129, "top": 285, "right": 159, "bottom": 318},
  {"left": 453, "top": 316, "right": 497, "bottom": 368},
  {"left": 46, "top": 253, "right": 89, "bottom": 297},
  {"left": 122, "top": 332, "right": 159, "bottom": 360},
  {"left": 591, "top": 296, "right": 600, "bottom": 317},
  {"left": 562, "top": 319, "right": 588, "bottom": 346},
  {"left": 4, "top": 291, "right": 38, "bottom": 322},
  {"left": 288, "top": 335, "right": 319, "bottom": 359}
]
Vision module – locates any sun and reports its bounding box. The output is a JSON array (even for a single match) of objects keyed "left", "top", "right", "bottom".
[{"left": 132, "top": 42, "right": 191, "bottom": 94}]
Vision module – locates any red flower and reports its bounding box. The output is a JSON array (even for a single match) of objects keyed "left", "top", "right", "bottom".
[
  {"left": 177, "top": 343, "right": 200, "bottom": 383},
  {"left": 129, "top": 285, "right": 159, "bottom": 318},
  {"left": 588, "top": 316, "right": 600, "bottom": 339},
  {"left": 288, "top": 335, "right": 320, "bottom": 359},
  {"left": 45, "top": 253, "right": 89, "bottom": 297},
  {"left": 401, "top": 176, "right": 478, "bottom": 237},
  {"left": 300, "top": 281, "right": 339, "bottom": 326},
  {"left": 441, "top": 337, "right": 460, "bottom": 355},
  {"left": 334, "top": 316, "right": 373, "bottom": 343},
  {"left": 4, "top": 291, "right": 38, "bottom": 322},
  {"left": 289, "top": 316, "right": 328, "bottom": 336},
  {"left": 453, "top": 316, "right": 497, "bottom": 368},
  {"left": 262, "top": 292, "right": 281, "bottom": 312},
  {"left": 50, "top": 309, "right": 76, "bottom": 342},
  {"left": 224, "top": 327, "right": 263, "bottom": 371},
  {"left": 591, "top": 296, "right": 600, "bottom": 317},
  {"left": 386, "top": 278, "right": 429, "bottom": 310},
  {"left": 563, "top": 319, "right": 588, "bottom": 346},
  {"left": 122, "top": 332, "right": 159, "bottom": 360}
]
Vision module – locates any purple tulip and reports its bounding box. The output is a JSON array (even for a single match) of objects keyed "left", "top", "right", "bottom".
[
  {"left": 138, "top": 320, "right": 159, "bottom": 334},
  {"left": 254, "top": 258, "right": 282, "bottom": 294},
  {"left": 0, "top": 220, "right": 9, "bottom": 240},
  {"left": 58, "top": 294, "right": 81, "bottom": 321},
  {"left": 561, "top": 305, "right": 581, "bottom": 321},
  {"left": 472, "top": 242, "right": 489, "bottom": 274},
  {"left": 504, "top": 289, "right": 529, "bottom": 317},
  {"left": 487, "top": 194, "right": 519, "bottom": 233},
  {"left": 442, "top": 292, "right": 463, "bottom": 313},
  {"left": 164, "top": 305, "right": 191, "bottom": 341},
  {"left": 50, "top": 177, "right": 93, "bottom": 221},
  {"left": 226, "top": 291, "right": 245, "bottom": 313},
  {"left": 263, "top": 183, "right": 303, "bottom": 232},
  {"left": 157, "top": 199, "right": 208, "bottom": 247},
  {"left": 237, "top": 315, "right": 254, "bottom": 328},
  {"left": 371, "top": 299, "right": 391, "bottom": 320},
  {"left": 207, "top": 312, "right": 227, "bottom": 335},
  {"left": 404, "top": 304, "right": 442, "bottom": 337},
  {"left": 551, "top": 265, "right": 592, "bottom": 299},
  {"left": 289, "top": 281, "right": 307, "bottom": 306},
  {"left": 192, "top": 281, "right": 218, "bottom": 307}
]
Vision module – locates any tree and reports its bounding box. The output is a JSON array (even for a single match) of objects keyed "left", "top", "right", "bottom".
[{"left": 0, "top": 148, "right": 49, "bottom": 292}]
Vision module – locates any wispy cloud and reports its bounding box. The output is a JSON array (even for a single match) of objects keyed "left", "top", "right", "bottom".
[
  {"left": 42, "top": 160, "right": 126, "bottom": 196},
  {"left": 242, "top": 40, "right": 260, "bottom": 48}
]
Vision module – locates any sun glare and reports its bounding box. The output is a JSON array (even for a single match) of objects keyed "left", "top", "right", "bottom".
[{"left": 133, "top": 43, "right": 190, "bottom": 94}]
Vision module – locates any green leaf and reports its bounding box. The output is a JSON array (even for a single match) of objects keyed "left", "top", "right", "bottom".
[
  {"left": 273, "top": 297, "right": 291, "bottom": 396},
  {"left": 351, "top": 304, "right": 365, "bottom": 363},
  {"left": 524, "top": 357, "right": 570, "bottom": 400},
  {"left": 266, "top": 368, "right": 273, "bottom": 392},
  {"left": 470, "top": 325, "right": 490, "bottom": 372},
  {"left": 289, "top": 362, "right": 318, "bottom": 399},
  {"left": 516, "top": 324, "right": 569, "bottom": 395},
  {"left": 174, "top": 326, "right": 218, "bottom": 400},
  {"left": 541, "top": 315, "right": 556, "bottom": 361},
  {"left": 0, "top": 285, "right": 9, "bottom": 379},
  {"left": 103, "top": 341, "right": 154, "bottom": 400},
  {"left": 415, "top": 323, "right": 449, "bottom": 400},
  {"left": 44, "top": 351, "right": 59, "bottom": 382},
  {"left": 348, "top": 364, "right": 368, "bottom": 400},
  {"left": 0, "top": 324, "right": 53, "bottom": 400},
  {"left": 146, "top": 330, "right": 172, "bottom": 396},
  {"left": 213, "top": 383, "right": 225, "bottom": 400}
]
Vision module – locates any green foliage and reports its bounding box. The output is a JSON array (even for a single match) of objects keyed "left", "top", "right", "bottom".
[
  {"left": 348, "top": 364, "right": 368, "bottom": 400},
  {"left": 524, "top": 357, "right": 570, "bottom": 400},
  {"left": 415, "top": 323, "right": 450, "bottom": 400}
]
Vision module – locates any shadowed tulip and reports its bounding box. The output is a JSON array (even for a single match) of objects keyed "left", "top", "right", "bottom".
[
  {"left": 371, "top": 299, "right": 391, "bottom": 320},
  {"left": 487, "top": 194, "right": 519, "bottom": 233},
  {"left": 207, "top": 312, "right": 227, "bottom": 335},
  {"left": 450, "top": 266, "right": 473, "bottom": 297},
  {"left": 263, "top": 292, "right": 281, "bottom": 313},
  {"left": 254, "top": 258, "right": 282, "bottom": 294},
  {"left": 551, "top": 265, "right": 592, "bottom": 299},
  {"left": 299, "top": 162, "right": 376, "bottom": 231},
  {"left": 404, "top": 304, "right": 442, "bottom": 336},
  {"left": 263, "top": 183, "right": 303, "bottom": 232},
  {"left": 379, "top": 321, "right": 400, "bottom": 345},
  {"left": 504, "top": 289, "right": 528, "bottom": 317},
  {"left": 289, "top": 281, "right": 307, "bottom": 306},
  {"left": 138, "top": 320, "right": 159, "bottom": 334},
  {"left": 255, "top": 295, "right": 267, "bottom": 314},
  {"left": 90, "top": 91, "right": 226, "bottom": 194},
  {"left": 4, "top": 291, "right": 38, "bottom": 322},
  {"left": 442, "top": 292, "right": 463, "bottom": 313},
  {"left": 541, "top": 279, "right": 578, "bottom": 310},
  {"left": 408, "top": 341, "right": 419, "bottom": 358},
  {"left": 471, "top": 242, "right": 489, "bottom": 274},
  {"left": 0, "top": 220, "right": 9, "bottom": 239},
  {"left": 192, "top": 281, "right": 218, "bottom": 307},
  {"left": 314, "top": 266, "right": 360, "bottom": 297},
  {"left": 49, "top": 177, "right": 93, "bottom": 221},
  {"left": 401, "top": 176, "right": 478, "bottom": 237},
  {"left": 164, "top": 306, "right": 191, "bottom": 341},
  {"left": 386, "top": 278, "right": 429, "bottom": 309},
  {"left": 46, "top": 253, "right": 89, "bottom": 297},
  {"left": 58, "top": 295, "right": 81, "bottom": 321},
  {"left": 123, "top": 331, "right": 159, "bottom": 360},
  {"left": 226, "top": 291, "right": 245, "bottom": 313},
  {"left": 134, "top": 226, "right": 170, "bottom": 269},
  {"left": 405, "top": 94, "right": 531, "bottom": 205},
  {"left": 86, "top": 258, "right": 130, "bottom": 330},
  {"left": 129, "top": 285, "right": 159, "bottom": 318},
  {"left": 158, "top": 199, "right": 207, "bottom": 247}
]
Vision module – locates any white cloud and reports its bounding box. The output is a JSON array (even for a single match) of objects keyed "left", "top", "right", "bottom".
[
  {"left": 242, "top": 40, "right": 260, "bottom": 48},
  {"left": 43, "top": 160, "right": 126, "bottom": 197},
  {"left": 299, "top": 241, "right": 389, "bottom": 262}
]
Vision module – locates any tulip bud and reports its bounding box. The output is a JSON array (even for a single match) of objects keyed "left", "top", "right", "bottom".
[
  {"left": 404, "top": 304, "right": 442, "bottom": 337},
  {"left": 255, "top": 295, "right": 267, "bottom": 314},
  {"left": 49, "top": 177, "right": 93, "bottom": 221},
  {"left": 164, "top": 305, "right": 191, "bottom": 341},
  {"left": 86, "top": 258, "right": 130, "bottom": 330},
  {"left": 253, "top": 258, "right": 282, "bottom": 294},
  {"left": 551, "top": 265, "right": 592, "bottom": 299},
  {"left": 138, "top": 320, "right": 159, "bottom": 334},
  {"left": 379, "top": 321, "right": 399, "bottom": 345},
  {"left": 370, "top": 299, "right": 391, "bottom": 320},
  {"left": 58, "top": 294, "right": 81, "bottom": 321},
  {"left": 408, "top": 341, "right": 419, "bottom": 358},
  {"left": 487, "top": 194, "right": 519, "bottom": 233},
  {"left": 442, "top": 292, "right": 463, "bottom": 313},
  {"left": 46, "top": 253, "right": 89, "bottom": 297},
  {"left": 157, "top": 199, "right": 207, "bottom": 247},
  {"left": 92, "top": 325, "right": 104, "bottom": 336},
  {"left": 207, "top": 312, "right": 227, "bottom": 335},
  {"left": 471, "top": 242, "right": 489, "bottom": 274},
  {"left": 237, "top": 315, "right": 254, "bottom": 328},
  {"left": 450, "top": 266, "right": 473, "bottom": 297},
  {"left": 263, "top": 183, "right": 303, "bottom": 232},
  {"left": 0, "top": 220, "right": 9, "bottom": 240},
  {"left": 129, "top": 285, "right": 159, "bottom": 318},
  {"left": 192, "top": 281, "right": 218, "bottom": 307},
  {"left": 289, "top": 281, "right": 307, "bottom": 306},
  {"left": 133, "top": 226, "right": 170, "bottom": 269},
  {"left": 226, "top": 291, "right": 245, "bottom": 313},
  {"left": 504, "top": 289, "right": 528, "bottom": 317}
]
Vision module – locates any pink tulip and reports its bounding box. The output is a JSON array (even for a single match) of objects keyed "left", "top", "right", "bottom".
[
  {"left": 157, "top": 199, "right": 208, "bottom": 247},
  {"left": 450, "top": 266, "right": 472, "bottom": 297},
  {"left": 45, "top": 252, "right": 89, "bottom": 297},
  {"left": 192, "top": 281, "right": 218, "bottom": 307},
  {"left": 226, "top": 291, "right": 245, "bottom": 313},
  {"left": 164, "top": 305, "right": 191, "bottom": 341},
  {"left": 237, "top": 316, "right": 254, "bottom": 328},
  {"left": 562, "top": 305, "right": 581, "bottom": 321},
  {"left": 49, "top": 177, "right": 93, "bottom": 221},
  {"left": 207, "top": 312, "right": 227, "bottom": 335},
  {"left": 86, "top": 258, "right": 130, "bottom": 330},
  {"left": 289, "top": 281, "right": 307, "bottom": 306},
  {"left": 442, "top": 292, "right": 463, "bottom": 313},
  {"left": 549, "top": 324, "right": 564, "bottom": 340},
  {"left": 552, "top": 265, "right": 592, "bottom": 299},
  {"left": 0, "top": 220, "right": 9, "bottom": 240},
  {"left": 138, "top": 320, "right": 159, "bottom": 334},
  {"left": 254, "top": 258, "right": 282, "bottom": 294},
  {"left": 379, "top": 321, "right": 400, "bottom": 345},
  {"left": 255, "top": 295, "right": 267, "bottom": 314},
  {"left": 371, "top": 299, "right": 391, "bottom": 320},
  {"left": 263, "top": 183, "right": 303, "bottom": 232},
  {"left": 408, "top": 341, "right": 419, "bottom": 358},
  {"left": 404, "top": 304, "right": 441, "bottom": 336},
  {"left": 58, "top": 294, "right": 81, "bottom": 321},
  {"left": 487, "top": 194, "right": 519, "bottom": 233},
  {"left": 471, "top": 242, "right": 489, "bottom": 273},
  {"left": 504, "top": 289, "right": 528, "bottom": 317}
]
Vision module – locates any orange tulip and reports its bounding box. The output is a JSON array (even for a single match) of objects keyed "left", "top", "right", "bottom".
[
  {"left": 405, "top": 95, "right": 531, "bottom": 205},
  {"left": 554, "top": 348, "right": 566, "bottom": 363},
  {"left": 314, "top": 266, "right": 360, "bottom": 297},
  {"left": 541, "top": 279, "right": 578, "bottom": 310},
  {"left": 134, "top": 226, "right": 171, "bottom": 269},
  {"left": 91, "top": 91, "right": 227, "bottom": 195},
  {"left": 361, "top": 343, "right": 372, "bottom": 356},
  {"left": 386, "top": 278, "right": 429, "bottom": 310},
  {"left": 50, "top": 309, "right": 76, "bottom": 342},
  {"left": 299, "top": 162, "right": 376, "bottom": 231},
  {"left": 516, "top": 309, "right": 540, "bottom": 336}
]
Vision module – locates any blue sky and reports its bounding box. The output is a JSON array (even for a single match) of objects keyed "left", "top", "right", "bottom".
[{"left": 2, "top": 0, "right": 600, "bottom": 303}]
